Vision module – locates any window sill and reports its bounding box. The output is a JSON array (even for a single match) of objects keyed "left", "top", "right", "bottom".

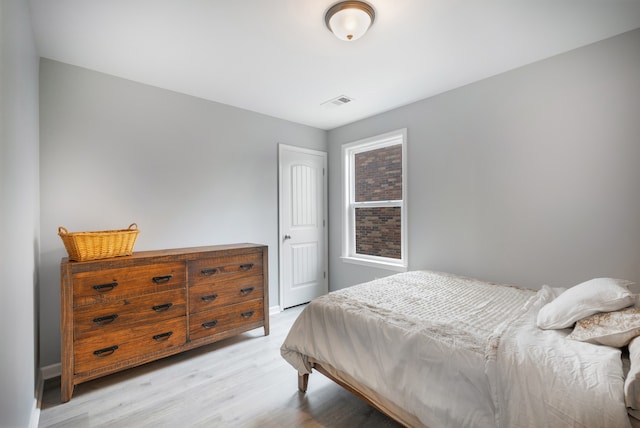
[{"left": 341, "top": 256, "right": 407, "bottom": 272}]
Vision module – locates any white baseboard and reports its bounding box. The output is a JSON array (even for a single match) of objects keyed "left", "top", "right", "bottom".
[
  {"left": 29, "top": 369, "right": 44, "bottom": 428},
  {"left": 41, "top": 363, "right": 61, "bottom": 380},
  {"left": 269, "top": 305, "right": 282, "bottom": 315}
]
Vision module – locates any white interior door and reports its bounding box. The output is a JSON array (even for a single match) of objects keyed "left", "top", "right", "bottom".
[{"left": 279, "top": 144, "right": 328, "bottom": 309}]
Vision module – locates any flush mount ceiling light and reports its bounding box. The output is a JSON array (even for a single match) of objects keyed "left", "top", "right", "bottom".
[{"left": 325, "top": 1, "right": 375, "bottom": 41}]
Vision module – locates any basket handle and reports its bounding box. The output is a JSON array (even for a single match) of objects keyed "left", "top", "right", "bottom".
[{"left": 128, "top": 223, "right": 138, "bottom": 230}]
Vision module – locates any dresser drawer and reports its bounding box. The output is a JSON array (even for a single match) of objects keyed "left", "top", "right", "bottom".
[
  {"left": 72, "top": 262, "right": 186, "bottom": 306},
  {"left": 73, "top": 289, "right": 186, "bottom": 338},
  {"left": 189, "top": 299, "right": 264, "bottom": 341},
  {"left": 74, "top": 316, "right": 186, "bottom": 374},
  {"left": 189, "top": 276, "right": 263, "bottom": 314},
  {"left": 188, "top": 253, "right": 262, "bottom": 287}
]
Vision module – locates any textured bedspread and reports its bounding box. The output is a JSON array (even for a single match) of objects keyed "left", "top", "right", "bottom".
[
  {"left": 281, "top": 270, "right": 630, "bottom": 428},
  {"left": 488, "top": 285, "right": 629, "bottom": 428}
]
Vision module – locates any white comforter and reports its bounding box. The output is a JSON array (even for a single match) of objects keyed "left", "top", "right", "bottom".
[{"left": 281, "top": 271, "right": 630, "bottom": 428}]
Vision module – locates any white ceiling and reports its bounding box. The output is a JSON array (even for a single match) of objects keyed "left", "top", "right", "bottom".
[{"left": 27, "top": 0, "right": 640, "bottom": 130}]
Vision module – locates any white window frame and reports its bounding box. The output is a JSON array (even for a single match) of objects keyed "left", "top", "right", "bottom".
[{"left": 341, "top": 128, "right": 408, "bottom": 271}]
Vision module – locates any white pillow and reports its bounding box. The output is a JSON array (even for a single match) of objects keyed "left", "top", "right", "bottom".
[
  {"left": 566, "top": 305, "right": 640, "bottom": 347},
  {"left": 536, "top": 277, "right": 634, "bottom": 329},
  {"left": 626, "top": 336, "right": 640, "bottom": 409}
]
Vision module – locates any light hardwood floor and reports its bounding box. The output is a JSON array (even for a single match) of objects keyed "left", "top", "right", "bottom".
[{"left": 39, "top": 305, "right": 402, "bottom": 427}]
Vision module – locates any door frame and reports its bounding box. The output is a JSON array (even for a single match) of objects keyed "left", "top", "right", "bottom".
[{"left": 278, "top": 143, "right": 328, "bottom": 311}]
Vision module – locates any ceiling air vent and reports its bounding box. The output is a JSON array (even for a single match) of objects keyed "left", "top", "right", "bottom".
[{"left": 321, "top": 95, "right": 354, "bottom": 109}]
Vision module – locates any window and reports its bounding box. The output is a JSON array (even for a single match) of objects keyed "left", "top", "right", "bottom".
[{"left": 341, "top": 129, "right": 407, "bottom": 271}]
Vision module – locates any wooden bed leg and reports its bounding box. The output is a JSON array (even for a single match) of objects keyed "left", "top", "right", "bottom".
[{"left": 298, "top": 373, "right": 309, "bottom": 393}]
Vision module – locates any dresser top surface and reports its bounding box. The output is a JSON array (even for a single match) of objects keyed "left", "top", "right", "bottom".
[{"left": 61, "top": 243, "right": 267, "bottom": 269}]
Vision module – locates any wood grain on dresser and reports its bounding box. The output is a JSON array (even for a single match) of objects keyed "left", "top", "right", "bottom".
[{"left": 60, "top": 243, "right": 268, "bottom": 402}]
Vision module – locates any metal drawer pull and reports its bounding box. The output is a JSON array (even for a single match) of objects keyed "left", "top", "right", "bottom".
[
  {"left": 201, "top": 294, "right": 218, "bottom": 302},
  {"left": 239, "top": 263, "right": 254, "bottom": 271},
  {"left": 93, "top": 314, "right": 119, "bottom": 325},
  {"left": 152, "top": 275, "right": 173, "bottom": 284},
  {"left": 201, "top": 268, "right": 219, "bottom": 276},
  {"left": 152, "top": 331, "right": 173, "bottom": 341},
  {"left": 241, "top": 310, "right": 255, "bottom": 319},
  {"left": 92, "top": 282, "right": 118, "bottom": 292},
  {"left": 240, "top": 287, "right": 255, "bottom": 295},
  {"left": 202, "top": 320, "right": 218, "bottom": 329},
  {"left": 151, "top": 303, "right": 173, "bottom": 312},
  {"left": 93, "top": 345, "right": 119, "bottom": 357}
]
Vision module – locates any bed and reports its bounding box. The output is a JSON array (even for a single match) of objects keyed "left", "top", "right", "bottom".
[{"left": 280, "top": 270, "right": 639, "bottom": 427}]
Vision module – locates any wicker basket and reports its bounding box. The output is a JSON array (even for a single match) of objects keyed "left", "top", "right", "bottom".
[{"left": 58, "top": 223, "right": 139, "bottom": 261}]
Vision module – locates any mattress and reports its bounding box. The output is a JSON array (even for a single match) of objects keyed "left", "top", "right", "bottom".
[{"left": 281, "top": 270, "right": 631, "bottom": 427}]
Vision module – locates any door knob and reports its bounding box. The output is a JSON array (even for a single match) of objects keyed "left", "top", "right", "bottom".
[{"left": 284, "top": 234, "right": 291, "bottom": 240}]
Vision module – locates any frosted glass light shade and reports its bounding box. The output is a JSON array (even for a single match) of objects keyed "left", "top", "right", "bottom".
[{"left": 325, "top": 1, "right": 375, "bottom": 41}]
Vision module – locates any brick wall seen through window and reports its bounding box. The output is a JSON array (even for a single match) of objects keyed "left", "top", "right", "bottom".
[
  {"left": 355, "top": 206, "right": 401, "bottom": 258},
  {"left": 354, "top": 145, "right": 402, "bottom": 259}
]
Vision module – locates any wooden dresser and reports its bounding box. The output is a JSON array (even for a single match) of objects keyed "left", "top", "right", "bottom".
[{"left": 60, "top": 243, "right": 268, "bottom": 402}]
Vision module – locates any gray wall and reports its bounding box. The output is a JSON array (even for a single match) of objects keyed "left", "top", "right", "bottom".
[
  {"left": 328, "top": 28, "right": 640, "bottom": 292},
  {"left": 0, "top": 0, "right": 41, "bottom": 426},
  {"left": 38, "top": 59, "right": 326, "bottom": 367}
]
